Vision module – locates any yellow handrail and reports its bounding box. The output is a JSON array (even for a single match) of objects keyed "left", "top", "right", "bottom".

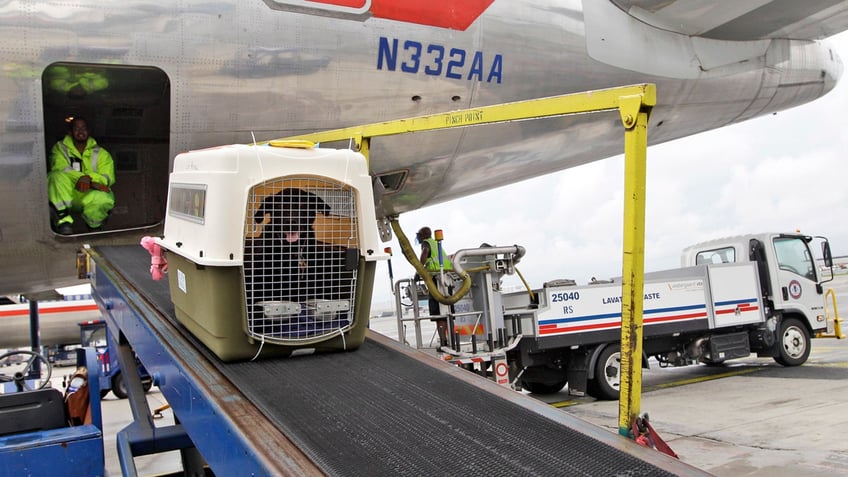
[{"left": 817, "top": 288, "right": 845, "bottom": 339}]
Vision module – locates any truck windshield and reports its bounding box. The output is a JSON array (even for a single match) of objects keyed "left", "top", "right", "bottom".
[
  {"left": 81, "top": 325, "right": 108, "bottom": 348},
  {"left": 773, "top": 237, "right": 816, "bottom": 281}
]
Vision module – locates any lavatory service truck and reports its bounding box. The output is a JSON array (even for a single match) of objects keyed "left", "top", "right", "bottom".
[{"left": 402, "top": 232, "right": 837, "bottom": 400}]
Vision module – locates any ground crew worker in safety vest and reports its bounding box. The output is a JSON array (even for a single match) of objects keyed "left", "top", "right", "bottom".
[
  {"left": 417, "top": 226, "right": 454, "bottom": 346},
  {"left": 48, "top": 117, "right": 115, "bottom": 234}
]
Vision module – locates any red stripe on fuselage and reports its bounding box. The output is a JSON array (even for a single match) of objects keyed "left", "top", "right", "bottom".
[
  {"left": 307, "top": 0, "right": 495, "bottom": 30},
  {"left": 0, "top": 303, "right": 98, "bottom": 318}
]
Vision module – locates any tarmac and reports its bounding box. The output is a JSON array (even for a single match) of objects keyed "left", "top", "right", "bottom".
[{"left": 554, "top": 337, "right": 848, "bottom": 476}]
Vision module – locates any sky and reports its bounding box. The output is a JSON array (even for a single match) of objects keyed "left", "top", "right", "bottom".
[{"left": 369, "top": 31, "right": 848, "bottom": 311}]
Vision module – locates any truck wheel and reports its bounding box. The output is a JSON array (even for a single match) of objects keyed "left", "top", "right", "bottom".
[
  {"left": 111, "top": 372, "right": 128, "bottom": 399},
  {"left": 589, "top": 344, "right": 621, "bottom": 400},
  {"left": 774, "top": 318, "right": 810, "bottom": 366},
  {"left": 520, "top": 379, "right": 567, "bottom": 394}
]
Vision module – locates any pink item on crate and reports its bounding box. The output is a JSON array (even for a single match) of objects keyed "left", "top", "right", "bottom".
[{"left": 140, "top": 236, "right": 168, "bottom": 280}]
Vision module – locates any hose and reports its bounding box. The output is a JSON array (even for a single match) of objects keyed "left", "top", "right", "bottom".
[
  {"left": 514, "top": 266, "right": 536, "bottom": 303},
  {"left": 389, "top": 217, "right": 472, "bottom": 305}
]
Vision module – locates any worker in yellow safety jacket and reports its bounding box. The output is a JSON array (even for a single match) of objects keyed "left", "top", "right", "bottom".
[
  {"left": 417, "top": 226, "right": 454, "bottom": 346},
  {"left": 48, "top": 117, "right": 115, "bottom": 234},
  {"left": 419, "top": 227, "right": 454, "bottom": 274}
]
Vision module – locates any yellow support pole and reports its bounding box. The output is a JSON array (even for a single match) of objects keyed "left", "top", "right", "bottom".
[{"left": 617, "top": 95, "right": 652, "bottom": 437}]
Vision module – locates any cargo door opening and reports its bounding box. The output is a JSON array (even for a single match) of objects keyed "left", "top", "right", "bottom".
[{"left": 42, "top": 62, "right": 170, "bottom": 235}]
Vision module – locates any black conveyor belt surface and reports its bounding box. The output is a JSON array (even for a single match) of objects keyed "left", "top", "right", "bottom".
[{"left": 99, "top": 245, "right": 680, "bottom": 476}]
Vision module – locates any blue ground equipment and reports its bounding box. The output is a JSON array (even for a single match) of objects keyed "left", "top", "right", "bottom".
[
  {"left": 78, "top": 320, "right": 152, "bottom": 399},
  {"left": 0, "top": 348, "right": 104, "bottom": 477}
]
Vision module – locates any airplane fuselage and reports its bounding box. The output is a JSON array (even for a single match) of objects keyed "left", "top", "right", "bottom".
[
  {"left": 0, "top": 298, "right": 100, "bottom": 348},
  {"left": 0, "top": 0, "right": 843, "bottom": 295}
]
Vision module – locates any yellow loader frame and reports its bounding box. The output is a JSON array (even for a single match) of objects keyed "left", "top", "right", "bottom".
[{"left": 268, "top": 84, "right": 655, "bottom": 437}]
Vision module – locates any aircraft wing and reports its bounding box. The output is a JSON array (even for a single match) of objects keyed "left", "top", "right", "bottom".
[{"left": 610, "top": 0, "right": 848, "bottom": 41}]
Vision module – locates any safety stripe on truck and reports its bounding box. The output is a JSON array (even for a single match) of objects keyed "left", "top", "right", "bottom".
[
  {"left": 538, "top": 303, "right": 708, "bottom": 336},
  {"left": 714, "top": 298, "right": 759, "bottom": 315}
]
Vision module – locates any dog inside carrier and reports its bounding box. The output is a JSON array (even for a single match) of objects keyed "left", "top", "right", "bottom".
[{"left": 243, "top": 179, "right": 360, "bottom": 342}]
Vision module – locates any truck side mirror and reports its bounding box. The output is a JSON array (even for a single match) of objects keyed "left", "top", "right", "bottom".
[{"left": 822, "top": 241, "right": 833, "bottom": 268}]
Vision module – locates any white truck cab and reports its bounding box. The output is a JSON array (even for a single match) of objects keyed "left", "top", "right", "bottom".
[{"left": 681, "top": 232, "right": 833, "bottom": 351}]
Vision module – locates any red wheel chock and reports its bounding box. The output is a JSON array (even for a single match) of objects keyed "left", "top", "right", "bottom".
[{"left": 631, "top": 412, "right": 678, "bottom": 459}]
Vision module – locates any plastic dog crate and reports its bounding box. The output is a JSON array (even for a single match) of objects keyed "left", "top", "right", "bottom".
[{"left": 156, "top": 142, "right": 387, "bottom": 361}]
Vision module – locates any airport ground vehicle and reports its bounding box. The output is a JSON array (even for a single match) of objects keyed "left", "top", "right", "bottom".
[
  {"left": 0, "top": 348, "right": 105, "bottom": 476},
  {"left": 395, "top": 232, "right": 840, "bottom": 399},
  {"left": 43, "top": 342, "right": 80, "bottom": 366},
  {"left": 78, "top": 320, "right": 153, "bottom": 399}
]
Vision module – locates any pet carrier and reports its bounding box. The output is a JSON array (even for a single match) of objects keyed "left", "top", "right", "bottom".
[{"left": 156, "top": 142, "right": 387, "bottom": 361}]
